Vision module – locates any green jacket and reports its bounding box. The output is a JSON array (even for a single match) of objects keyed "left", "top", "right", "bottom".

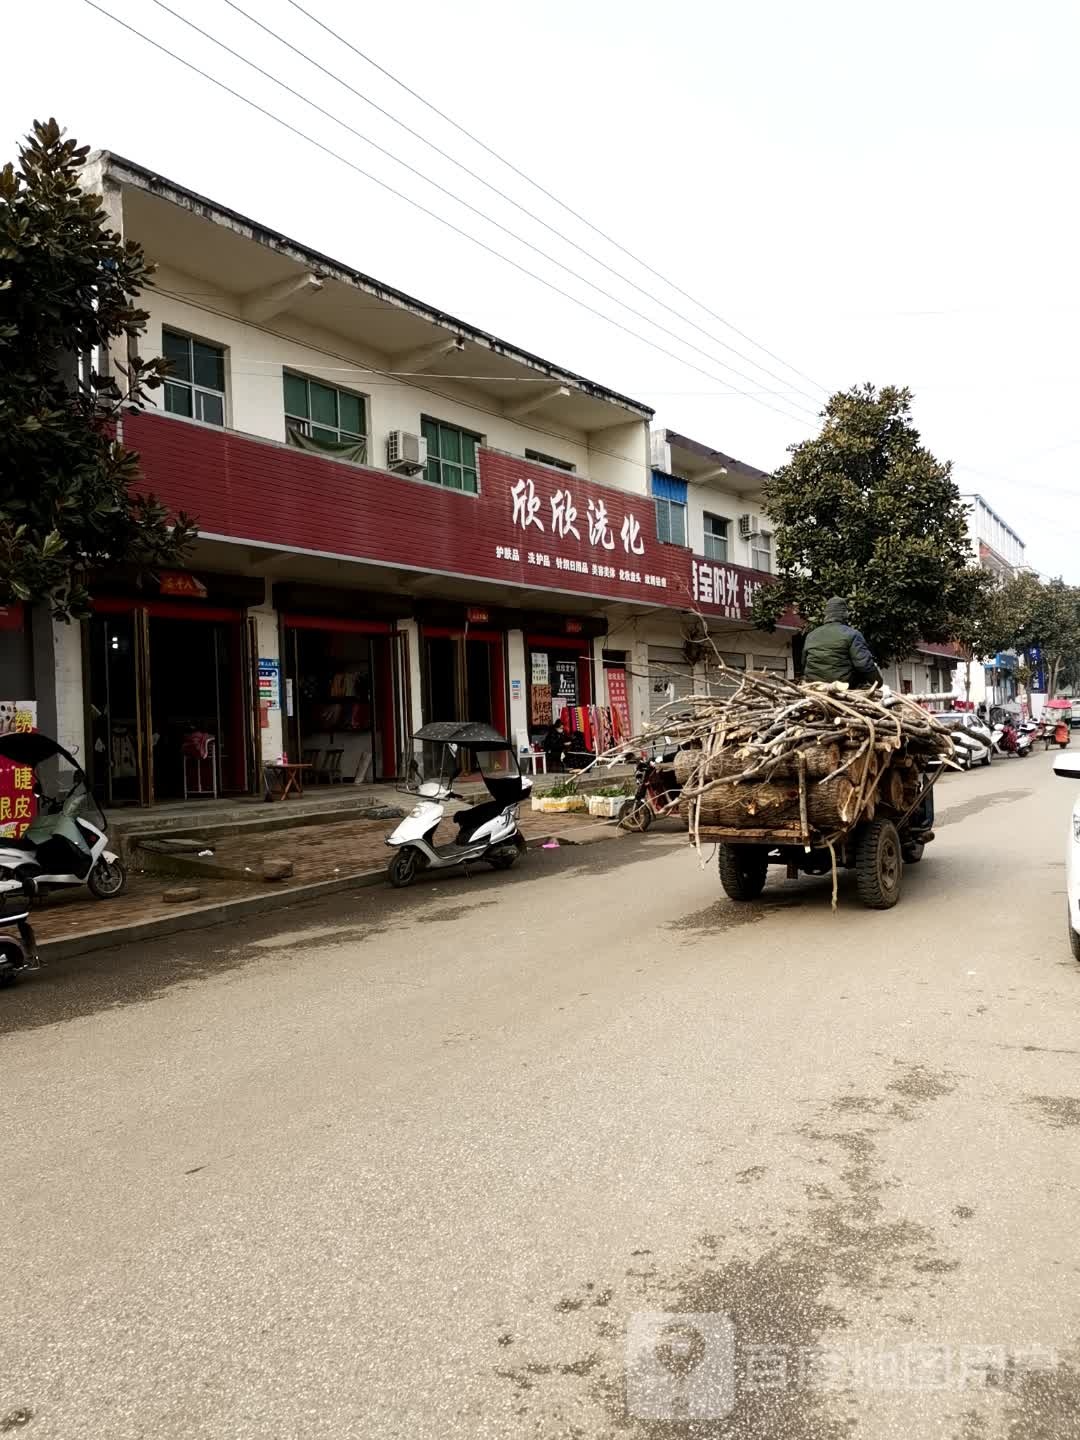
[{"left": 801, "top": 621, "right": 882, "bottom": 687}]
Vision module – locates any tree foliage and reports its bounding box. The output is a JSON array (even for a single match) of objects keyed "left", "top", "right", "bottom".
[
  {"left": 752, "top": 384, "right": 983, "bottom": 666},
  {"left": 0, "top": 119, "right": 195, "bottom": 618},
  {"left": 987, "top": 572, "right": 1080, "bottom": 697}
]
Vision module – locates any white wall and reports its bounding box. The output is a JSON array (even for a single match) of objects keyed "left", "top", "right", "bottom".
[
  {"left": 683, "top": 481, "right": 774, "bottom": 571},
  {"left": 143, "top": 263, "right": 647, "bottom": 497}
]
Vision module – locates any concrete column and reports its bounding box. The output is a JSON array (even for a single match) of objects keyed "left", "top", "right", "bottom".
[
  {"left": 590, "top": 634, "right": 607, "bottom": 708},
  {"left": 397, "top": 619, "right": 425, "bottom": 739},
  {"left": 506, "top": 629, "right": 529, "bottom": 750},
  {"left": 250, "top": 605, "right": 283, "bottom": 765}
]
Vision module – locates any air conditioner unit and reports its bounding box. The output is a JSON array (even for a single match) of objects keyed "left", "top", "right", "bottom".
[
  {"left": 387, "top": 430, "right": 428, "bottom": 475},
  {"left": 738, "top": 513, "right": 760, "bottom": 539}
]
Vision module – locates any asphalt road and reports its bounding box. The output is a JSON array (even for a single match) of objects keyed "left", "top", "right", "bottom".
[{"left": 3, "top": 751, "right": 1080, "bottom": 1439}]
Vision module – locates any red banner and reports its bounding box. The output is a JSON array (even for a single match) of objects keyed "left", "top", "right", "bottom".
[
  {"left": 606, "top": 668, "right": 631, "bottom": 740},
  {"left": 0, "top": 701, "right": 37, "bottom": 838}
]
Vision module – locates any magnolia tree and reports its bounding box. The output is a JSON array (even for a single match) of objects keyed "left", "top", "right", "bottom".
[
  {"left": 752, "top": 384, "right": 986, "bottom": 667},
  {"left": 0, "top": 119, "right": 195, "bottom": 618}
]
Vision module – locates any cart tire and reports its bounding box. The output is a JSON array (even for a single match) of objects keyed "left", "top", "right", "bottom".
[
  {"left": 87, "top": 857, "right": 127, "bottom": 899},
  {"left": 387, "top": 847, "right": 422, "bottom": 888},
  {"left": 855, "top": 820, "right": 903, "bottom": 909},
  {"left": 718, "top": 845, "right": 769, "bottom": 901},
  {"left": 618, "top": 799, "right": 652, "bottom": 832}
]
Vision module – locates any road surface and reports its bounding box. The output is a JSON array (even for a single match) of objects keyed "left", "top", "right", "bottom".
[{"left": 2, "top": 753, "right": 1079, "bottom": 1438}]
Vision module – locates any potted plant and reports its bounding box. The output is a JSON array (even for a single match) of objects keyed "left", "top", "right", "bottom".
[
  {"left": 587, "top": 782, "right": 634, "bottom": 818},
  {"left": 532, "top": 779, "right": 587, "bottom": 813}
]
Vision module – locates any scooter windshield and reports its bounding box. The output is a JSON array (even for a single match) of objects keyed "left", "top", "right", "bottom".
[{"left": 476, "top": 747, "right": 524, "bottom": 804}]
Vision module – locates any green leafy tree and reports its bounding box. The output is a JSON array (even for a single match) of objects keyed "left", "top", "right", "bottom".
[
  {"left": 753, "top": 384, "right": 981, "bottom": 666},
  {"left": 0, "top": 119, "right": 195, "bottom": 618}
]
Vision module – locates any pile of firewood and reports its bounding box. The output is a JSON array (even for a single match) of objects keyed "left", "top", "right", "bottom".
[{"left": 602, "top": 666, "right": 961, "bottom": 843}]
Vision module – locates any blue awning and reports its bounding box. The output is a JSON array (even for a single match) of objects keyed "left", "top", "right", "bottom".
[{"left": 651, "top": 470, "right": 687, "bottom": 503}]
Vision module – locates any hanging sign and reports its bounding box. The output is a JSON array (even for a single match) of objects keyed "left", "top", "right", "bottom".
[{"left": 159, "top": 571, "right": 208, "bottom": 598}]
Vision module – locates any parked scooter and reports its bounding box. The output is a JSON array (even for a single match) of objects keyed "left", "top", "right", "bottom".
[
  {"left": 0, "top": 732, "right": 126, "bottom": 900},
  {"left": 0, "top": 889, "right": 40, "bottom": 985},
  {"left": 385, "top": 722, "right": 531, "bottom": 888},
  {"left": 991, "top": 720, "right": 1033, "bottom": 758},
  {"left": 618, "top": 744, "right": 683, "bottom": 831}
]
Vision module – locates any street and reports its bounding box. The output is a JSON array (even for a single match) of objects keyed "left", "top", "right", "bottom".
[{"left": 3, "top": 754, "right": 1079, "bottom": 1438}]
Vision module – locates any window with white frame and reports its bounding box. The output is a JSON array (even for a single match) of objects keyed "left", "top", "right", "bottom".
[
  {"left": 703, "top": 512, "right": 729, "bottom": 562},
  {"left": 655, "top": 495, "right": 687, "bottom": 546},
  {"left": 284, "top": 372, "right": 367, "bottom": 455},
  {"left": 163, "top": 329, "right": 226, "bottom": 426},
  {"left": 751, "top": 529, "right": 772, "bottom": 572}
]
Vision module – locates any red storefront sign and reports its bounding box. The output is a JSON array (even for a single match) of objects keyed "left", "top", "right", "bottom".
[
  {"left": 466, "top": 607, "right": 490, "bottom": 624},
  {"left": 690, "top": 556, "right": 767, "bottom": 622},
  {"left": 159, "top": 570, "right": 208, "bottom": 598},
  {"left": 0, "top": 700, "right": 37, "bottom": 839},
  {"left": 0, "top": 603, "right": 25, "bottom": 632},
  {"left": 125, "top": 414, "right": 789, "bottom": 622}
]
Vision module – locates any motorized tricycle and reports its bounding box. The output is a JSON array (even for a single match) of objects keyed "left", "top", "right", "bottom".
[
  {"left": 1045, "top": 698, "right": 1073, "bottom": 750},
  {"left": 385, "top": 722, "right": 531, "bottom": 888}
]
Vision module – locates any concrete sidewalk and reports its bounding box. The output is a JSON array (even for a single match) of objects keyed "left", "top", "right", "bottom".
[{"left": 24, "top": 808, "right": 632, "bottom": 962}]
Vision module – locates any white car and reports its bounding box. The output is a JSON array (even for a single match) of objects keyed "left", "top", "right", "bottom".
[
  {"left": 933, "top": 712, "right": 994, "bottom": 769},
  {"left": 1055, "top": 751, "right": 1080, "bottom": 961}
]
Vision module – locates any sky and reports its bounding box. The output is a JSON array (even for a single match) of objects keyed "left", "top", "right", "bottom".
[{"left": 5, "top": 0, "right": 1080, "bottom": 579}]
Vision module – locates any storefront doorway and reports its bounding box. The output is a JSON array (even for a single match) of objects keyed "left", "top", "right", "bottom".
[
  {"left": 421, "top": 628, "right": 506, "bottom": 737},
  {"left": 87, "top": 600, "right": 255, "bottom": 806},
  {"left": 281, "top": 618, "right": 402, "bottom": 783}
]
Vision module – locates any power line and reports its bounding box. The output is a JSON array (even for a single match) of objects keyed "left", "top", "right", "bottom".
[
  {"left": 217, "top": 0, "right": 825, "bottom": 411},
  {"left": 143, "top": 0, "right": 818, "bottom": 425},
  {"left": 284, "top": 0, "right": 831, "bottom": 401}
]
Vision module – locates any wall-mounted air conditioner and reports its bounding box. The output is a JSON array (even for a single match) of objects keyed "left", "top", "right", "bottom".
[
  {"left": 738, "top": 513, "right": 760, "bottom": 539},
  {"left": 387, "top": 430, "right": 428, "bottom": 476}
]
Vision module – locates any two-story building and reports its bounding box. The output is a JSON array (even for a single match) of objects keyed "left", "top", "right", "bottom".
[{"left": 20, "top": 152, "right": 784, "bottom": 806}]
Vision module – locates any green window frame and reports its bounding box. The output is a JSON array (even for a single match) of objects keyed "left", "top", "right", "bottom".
[
  {"left": 284, "top": 372, "right": 367, "bottom": 452},
  {"left": 421, "top": 417, "right": 480, "bottom": 493},
  {"left": 162, "top": 329, "right": 226, "bottom": 426}
]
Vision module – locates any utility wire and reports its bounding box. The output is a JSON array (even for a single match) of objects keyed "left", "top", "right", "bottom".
[
  {"left": 284, "top": 0, "right": 831, "bottom": 400},
  {"left": 219, "top": 0, "right": 824, "bottom": 410},
  {"left": 142, "top": 0, "right": 818, "bottom": 425}
]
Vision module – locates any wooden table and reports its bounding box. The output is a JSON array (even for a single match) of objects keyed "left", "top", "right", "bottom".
[{"left": 263, "top": 762, "right": 313, "bottom": 801}]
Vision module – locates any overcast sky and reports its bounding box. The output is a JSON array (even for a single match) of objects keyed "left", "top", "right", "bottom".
[{"left": 5, "top": 0, "right": 1079, "bottom": 579}]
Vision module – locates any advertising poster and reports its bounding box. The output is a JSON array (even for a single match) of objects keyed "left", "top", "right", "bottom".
[
  {"left": 531, "top": 652, "right": 549, "bottom": 685},
  {"left": 606, "top": 668, "right": 631, "bottom": 740},
  {"left": 0, "top": 699, "right": 37, "bottom": 839},
  {"left": 553, "top": 659, "right": 578, "bottom": 704}
]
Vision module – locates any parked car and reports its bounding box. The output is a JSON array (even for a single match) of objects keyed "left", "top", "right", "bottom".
[
  {"left": 1053, "top": 750, "right": 1080, "bottom": 961},
  {"left": 933, "top": 712, "right": 994, "bottom": 769}
]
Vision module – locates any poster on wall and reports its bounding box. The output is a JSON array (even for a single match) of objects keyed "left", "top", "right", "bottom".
[
  {"left": 258, "top": 658, "right": 282, "bottom": 710},
  {"left": 531, "top": 652, "right": 549, "bottom": 685},
  {"left": 605, "top": 668, "right": 631, "bottom": 740},
  {"left": 553, "top": 659, "right": 578, "bottom": 704},
  {"left": 0, "top": 699, "right": 37, "bottom": 839},
  {"left": 530, "top": 683, "right": 552, "bottom": 727}
]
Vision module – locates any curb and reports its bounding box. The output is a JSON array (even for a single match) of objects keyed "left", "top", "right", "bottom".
[{"left": 37, "top": 824, "right": 624, "bottom": 962}]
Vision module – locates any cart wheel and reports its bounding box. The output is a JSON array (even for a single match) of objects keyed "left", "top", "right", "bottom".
[
  {"left": 855, "top": 820, "right": 903, "bottom": 909},
  {"left": 87, "top": 857, "right": 127, "bottom": 899},
  {"left": 618, "top": 798, "right": 652, "bottom": 832},
  {"left": 387, "top": 847, "right": 422, "bottom": 888},
  {"left": 718, "top": 845, "right": 769, "bottom": 901}
]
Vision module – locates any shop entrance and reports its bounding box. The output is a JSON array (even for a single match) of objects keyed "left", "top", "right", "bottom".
[
  {"left": 87, "top": 602, "right": 254, "bottom": 806},
  {"left": 282, "top": 619, "right": 401, "bottom": 783},
  {"left": 421, "top": 629, "right": 506, "bottom": 762}
]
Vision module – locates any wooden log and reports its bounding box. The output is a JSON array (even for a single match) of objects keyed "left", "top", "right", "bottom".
[{"left": 679, "top": 773, "right": 859, "bottom": 831}]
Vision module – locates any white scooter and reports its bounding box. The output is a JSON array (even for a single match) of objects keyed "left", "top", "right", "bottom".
[
  {"left": 0, "top": 886, "right": 40, "bottom": 984},
  {"left": 990, "top": 720, "right": 1034, "bottom": 758},
  {"left": 0, "top": 732, "right": 126, "bottom": 900},
  {"left": 386, "top": 722, "right": 531, "bottom": 888}
]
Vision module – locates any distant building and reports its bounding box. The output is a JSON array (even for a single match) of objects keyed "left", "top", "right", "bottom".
[{"left": 958, "top": 493, "right": 1027, "bottom": 711}]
